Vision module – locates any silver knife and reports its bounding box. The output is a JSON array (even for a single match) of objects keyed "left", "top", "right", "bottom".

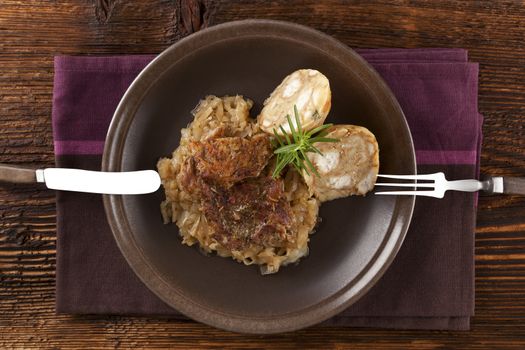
[{"left": 0, "top": 164, "right": 160, "bottom": 195}]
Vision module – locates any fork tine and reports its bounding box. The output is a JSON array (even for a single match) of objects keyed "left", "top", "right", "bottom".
[
  {"left": 377, "top": 174, "right": 436, "bottom": 181},
  {"left": 375, "top": 183, "right": 434, "bottom": 188},
  {"left": 375, "top": 190, "right": 438, "bottom": 197}
]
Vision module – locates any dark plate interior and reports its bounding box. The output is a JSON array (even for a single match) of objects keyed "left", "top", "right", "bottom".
[{"left": 103, "top": 20, "right": 415, "bottom": 334}]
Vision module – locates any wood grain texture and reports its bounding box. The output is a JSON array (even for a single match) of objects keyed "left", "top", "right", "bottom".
[{"left": 1, "top": 0, "right": 525, "bottom": 348}]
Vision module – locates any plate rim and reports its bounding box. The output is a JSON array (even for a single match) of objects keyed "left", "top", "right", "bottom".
[{"left": 102, "top": 19, "right": 416, "bottom": 334}]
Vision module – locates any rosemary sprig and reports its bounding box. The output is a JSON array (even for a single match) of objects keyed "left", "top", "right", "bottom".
[{"left": 271, "top": 106, "right": 339, "bottom": 178}]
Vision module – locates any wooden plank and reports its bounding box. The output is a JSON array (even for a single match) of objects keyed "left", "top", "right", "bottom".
[{"left": 0, "top": 0, "right": 525, "bottom": 348}]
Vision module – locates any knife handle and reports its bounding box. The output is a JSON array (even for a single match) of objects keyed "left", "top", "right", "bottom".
[
  {"left": 503, "top": 176, "right": 525, "bottom": 195},
  {"left": 0, "top": 164, "right": 37, "bottom": 183}
]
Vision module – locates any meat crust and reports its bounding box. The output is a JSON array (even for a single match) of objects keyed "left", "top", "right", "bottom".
[
  {"left": 179, "top": 134, "right": 294, "bottom": 250},
  {"left": 190, "top": 134, "right": 272, "bottom": 188}
]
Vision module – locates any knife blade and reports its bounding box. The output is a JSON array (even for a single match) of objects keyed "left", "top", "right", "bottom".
[{"left": 35, "top": 168, "right": 161, "bottom": 194}]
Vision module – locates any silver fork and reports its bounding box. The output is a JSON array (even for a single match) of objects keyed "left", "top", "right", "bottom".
[{"left": 375, "top": 172, "right": 525, "bottom": 198}]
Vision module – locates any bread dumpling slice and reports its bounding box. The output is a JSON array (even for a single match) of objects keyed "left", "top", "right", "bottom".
[
  {"left": 258, "top": 69, "right": 331, "bottom": 134},
  {"left": 304, "top": 125, "right": 379, "bottom": 202}
]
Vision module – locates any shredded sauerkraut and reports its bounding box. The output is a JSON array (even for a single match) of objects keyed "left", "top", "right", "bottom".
[{"left": 157, "top": 95, "right": 319, "bottom": 274}]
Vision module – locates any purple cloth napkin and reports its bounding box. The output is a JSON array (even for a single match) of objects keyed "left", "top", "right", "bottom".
[{"left": 52, "top": 49, "right": 481, "bottom": 330}]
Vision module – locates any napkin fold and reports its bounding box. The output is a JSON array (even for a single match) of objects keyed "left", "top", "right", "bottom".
[{"left": 52, "top": 48, "right": 481, "bottom": 330}]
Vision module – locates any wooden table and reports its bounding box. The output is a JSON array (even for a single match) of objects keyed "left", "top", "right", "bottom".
[{"left": 1, "top": 1, "right": 524, "bottom": 348}]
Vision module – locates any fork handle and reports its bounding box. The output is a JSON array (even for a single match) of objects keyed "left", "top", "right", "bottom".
[
  {"left": 485, "top": 176, "right": 525, "bottom": 195},
  {"left": 502, "top": 177, "right": 525, "bottom": 195}
]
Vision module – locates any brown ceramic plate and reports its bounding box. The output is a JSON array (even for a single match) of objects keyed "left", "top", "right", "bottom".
[{"left": 102, "top": 19, "right": 415, "bottom": 334}]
